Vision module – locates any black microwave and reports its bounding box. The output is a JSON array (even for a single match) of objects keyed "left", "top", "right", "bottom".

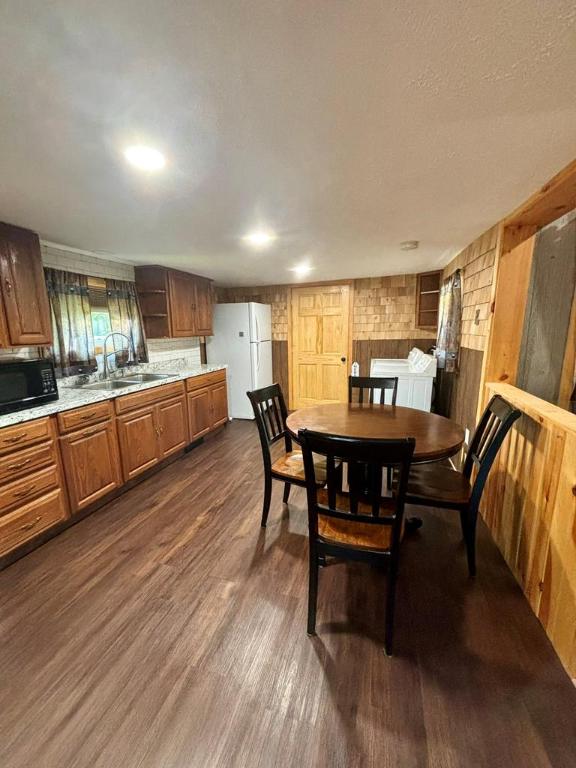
[{"left": 0, "top": 359, "right": 59, "bottom": 415}]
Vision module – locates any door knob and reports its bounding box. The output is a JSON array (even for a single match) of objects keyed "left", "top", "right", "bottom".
[{"left": 341, "top": 357, "right": 346, "bottom": 363}]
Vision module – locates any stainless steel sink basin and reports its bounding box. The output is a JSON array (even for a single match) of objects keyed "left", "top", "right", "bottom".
[
  {"left": 78, "top": 380, "right": 136, "bottom": 391},
  {"left": 122, "top": 373, "right": 176, "bottom": 383}
]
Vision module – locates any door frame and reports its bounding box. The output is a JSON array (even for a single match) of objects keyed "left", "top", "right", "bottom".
[{"left": 287, "top": 280, "right": 354, "bottom": 410}]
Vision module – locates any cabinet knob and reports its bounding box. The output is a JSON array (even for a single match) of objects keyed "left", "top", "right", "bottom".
[{"left": 4, "top": 277, "right": 12, "bottom": 294}]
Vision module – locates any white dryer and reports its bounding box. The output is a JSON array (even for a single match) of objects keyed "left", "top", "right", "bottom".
[{"left": 369, "top": 347, "right": 437, "bottom": 411}]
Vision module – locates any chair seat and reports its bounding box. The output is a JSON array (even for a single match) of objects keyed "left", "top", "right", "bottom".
[
  {"left": 406, "top": 463, "right": 471, "bottom": 507},
  {"left": 316, "top": 489, "right": 395, "bottom": 551},
  {"left": 271, "top": 450, "right": 327, "bottom": 485}
]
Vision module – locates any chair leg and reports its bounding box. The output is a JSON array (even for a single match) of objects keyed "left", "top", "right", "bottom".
[
  {"left": 385, "top": 558, "right": 399, "bottom": 656},
  {"left": 307, "top": 551, "right": 319, "bottom": 636},
  {"left": 464, "top": 509, "right": 478, "bottom": 578},
  {"left": 261, "top": 473, "right": 272, "bottom": 528},
  {"left": 283, "top": 482, "right": 291, "bottom": 504}
]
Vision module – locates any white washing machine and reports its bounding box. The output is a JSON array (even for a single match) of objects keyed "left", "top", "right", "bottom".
[{"left": 370, "top": 347, "right": 437, "bottom": 411}]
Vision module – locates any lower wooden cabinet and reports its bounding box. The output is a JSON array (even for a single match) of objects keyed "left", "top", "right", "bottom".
[
  {"left": 116, "top": 390, "right": 189, "bottom": 482},
  {"left": 0, "top": 488, "right": 67, "bottom": 557},
  {"left": 157, "top": 396, "right": 189, "bottom": 459},
  {"left": 59, "top": 421, "right": 122, "bottom": 512},
  {"left": 210, "top": 382, "right": 228, "bottom": 428},
  {"left": 117, "top": 405, "right": 161, "bottom": 481},
  {"left": 187, "top": 387, "right": 212, "bottom": 441}
]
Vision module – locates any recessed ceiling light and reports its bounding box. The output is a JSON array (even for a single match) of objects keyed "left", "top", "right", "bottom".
[
  {"left": 123, "top": 145, "right": 166, "bottom": 172},
  {"left": 400, "top": 240, "right": 419, "bottom": 251},
  {"left": 242, "top": 230, "right": 277, "bottom": 249},
  {"left": 290, "top": 262, "right": 314, "bottom": 277}
]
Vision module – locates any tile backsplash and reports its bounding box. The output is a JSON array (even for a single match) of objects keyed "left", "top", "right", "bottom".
[{"left": 147, "top": 338, "right": 201, "bottom": 367}]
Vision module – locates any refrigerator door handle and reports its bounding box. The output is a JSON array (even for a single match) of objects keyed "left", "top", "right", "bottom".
[{"left": 256, "top": 341, "right": 260, "bottom": 372}]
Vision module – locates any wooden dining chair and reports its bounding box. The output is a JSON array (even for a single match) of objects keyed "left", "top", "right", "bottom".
[
  {"left": 405, "top": 394, "right": 521, "bottom": 577},
  {"left": 349, "top": 375, "right": 399, "bottom": 490},
  {"left": 348, "top": 375, "right": 398, "bottom": 405},
  {"left": 299, "top": 428, "right": 415, "bottom": 655},
  {"left": 247, "top": 384, "right": 329, "bottom": 528}
]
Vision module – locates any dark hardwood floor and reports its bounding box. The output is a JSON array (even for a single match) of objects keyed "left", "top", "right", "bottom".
[{"left": 1, "top": 421, "right": 575, "bottom": 768}]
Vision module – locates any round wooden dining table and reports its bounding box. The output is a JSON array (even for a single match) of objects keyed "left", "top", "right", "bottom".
[{"left": 286, "top": 402, "right": 464, "bottom": 464}]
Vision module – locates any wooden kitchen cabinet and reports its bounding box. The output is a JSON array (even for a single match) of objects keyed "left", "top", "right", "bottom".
[
  {"left": 0, "top": 417, "right": 68, "bottom": 561},
  {"left": 186, "top": 369, "right": 228, "bottom": 438},
  {"left": 210, "top": 381, "right": 228, "bottom": 428},
  {"left": 135, "top": 266, "right": 214, "bottom": 339},
  {"left": 117, "top": 406, "right": 161, "bottom": 481},
  {"left": 59, "top": 421, "right": 122, "bottom": 512},
  {"left": 187, "top": 387, "right": 212, "bottom": 441},
  {"left": 157, "top": 395, "right": 189, "bottom": 458},
  {"left": 0, "top": 222, "right": 52, "bottom": 346},
  {"left": 115, "top": 382, "right": 189, "bottom": 481}
]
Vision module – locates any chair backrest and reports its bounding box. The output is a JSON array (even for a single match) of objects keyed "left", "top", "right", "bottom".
[
  {"left": 299, "top": 429, "right": 415, "bottom": 552},
  {"left": 348, "top": 376, "right": 398, "bottom": 405},
  {"left": 464, "top": 395, "right": 522, "bottom": 510},
  {"left": 247, "top": 384, "right": 292, "bottom": 463}
]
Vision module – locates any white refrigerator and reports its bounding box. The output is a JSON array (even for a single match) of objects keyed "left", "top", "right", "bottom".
[{"left": 206, "top": 302, "right": 273, "bottom": 419}]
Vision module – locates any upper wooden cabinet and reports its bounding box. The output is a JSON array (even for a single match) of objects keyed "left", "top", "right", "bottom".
[
  {"left": 415, "top": 270, "right": 441, "bottom": 330},
  {"left": 135, "top": 266, "right": 213, "bottom": 339},
  {"left": 0, "top": 222, "right": 52, "bottom": 346}
]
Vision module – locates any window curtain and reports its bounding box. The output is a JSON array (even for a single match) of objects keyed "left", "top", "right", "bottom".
[
  {"left": 45, "top": 268, "right": 97, "bottom": 376},
  {"left": 105, "top": 279, "right": 148, "bottom": 364},
  {"left": 436, "top": 270, "right": 462, "bottom": 373}
]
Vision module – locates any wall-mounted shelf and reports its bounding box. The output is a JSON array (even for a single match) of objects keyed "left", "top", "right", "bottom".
[{"left": 415, "top": 270, "right": 441, "bottom": 330}]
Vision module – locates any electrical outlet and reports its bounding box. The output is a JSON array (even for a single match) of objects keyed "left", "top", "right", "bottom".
[{"left": 474, "top": 309, "right": 481, "bottom": 325}]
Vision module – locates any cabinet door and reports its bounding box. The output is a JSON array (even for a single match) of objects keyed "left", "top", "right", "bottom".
[
  {"left": 0, "top": 299, "right": 9, "bottom": 348},
  {"left": 60, "top": 421, "right": 122, "bottom": 512},
  {"left": 117, "top": 406, "right": 160, "bottom": 481},
  {"left": 157, "top": 395, "right": 188, "bottom": 458},
  {"left": 194, "top": 277, "right": 213, "bottom": 336},
  {"left": 168, "top": 271, "right": 196, "bottom": 337},
  {"left": 210, "top": 382, "right": 228, "bottom": 428},
  {"left": 0, "top": 223, "right": 52, "bottom": 345},
  {"left": 187, "top": 387, "right": 212, "bottom": 441}
]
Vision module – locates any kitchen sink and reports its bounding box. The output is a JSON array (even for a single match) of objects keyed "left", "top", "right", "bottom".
[
  {"left": 121, "top": 373, "right": 176, "bottom": 383},
  {"left": 77, "top": 380, "right": 135, "bottom": 391}
]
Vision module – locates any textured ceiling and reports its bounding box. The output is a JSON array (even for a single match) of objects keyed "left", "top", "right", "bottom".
[{"left": 0, "top": 1, "right": 575, "bottom": 285}]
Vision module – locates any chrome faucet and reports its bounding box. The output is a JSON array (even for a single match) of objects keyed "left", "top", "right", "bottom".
[{"left": 102, "top": 332, "right": 136, "bottom": 379}]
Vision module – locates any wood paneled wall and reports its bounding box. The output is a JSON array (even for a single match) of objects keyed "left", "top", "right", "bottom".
[{"left": 483, "top": 383, "right": 576, "bottom": 677}]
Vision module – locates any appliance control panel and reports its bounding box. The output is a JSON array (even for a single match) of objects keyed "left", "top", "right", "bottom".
[{"left": 41, "top": 366, "right": 58, "bottom": 394}]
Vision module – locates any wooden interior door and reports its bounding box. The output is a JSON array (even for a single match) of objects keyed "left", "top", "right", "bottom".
[
  {"left": 290, "top": 284, "right": 351, "bottom": 409},
  {"left": 0, "top": 223, "right": 52, "bottom": 345}
]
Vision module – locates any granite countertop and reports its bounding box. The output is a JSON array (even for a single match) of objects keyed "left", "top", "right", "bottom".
[{"left": 0, "top": 362, "right": 228, "bottom": 429}]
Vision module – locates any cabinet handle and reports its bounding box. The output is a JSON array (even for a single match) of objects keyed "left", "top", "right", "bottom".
[
  {"left": 13, "top": 484, "right": 36, "bottom": 498},
  {"left": 4, "top": 277, "right": 12, "bottom": 294},
  {"left": 3, "top": 433, "right": 27, "bottom": 444},
  {"left": 20, "top": 516, "right": 42, "bottom": 532},
  {"left": 80, "top": 428, "right": 101, "bottom": 438},
  {"left": 80, "top": 411, "right": 98, "bottom": 420},
  {"left": 7, "top": 458, "right": 31, "bottom": 471}
]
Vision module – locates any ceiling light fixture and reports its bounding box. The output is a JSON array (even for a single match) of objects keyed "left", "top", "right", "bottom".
[
  {"left": 290, "top": 262, "right": 314, "bottom": 278},
  {"left": 242, "top": 230, "right": 277, "bottom": 249},
  {"left": 400, "top": 240, "right": 419, "bottom": 251},
  {"left": 123, "top": 145, "right": 166, "bottom": 172}
]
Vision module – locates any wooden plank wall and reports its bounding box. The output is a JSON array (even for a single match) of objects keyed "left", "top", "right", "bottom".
[{"left": 483, "top": 383, "right": 576, "bottom": 677}]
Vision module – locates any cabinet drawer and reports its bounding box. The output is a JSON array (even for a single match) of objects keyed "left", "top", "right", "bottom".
[
  {"left": 0, "top": 417, "right": 52, "bottom": 456},
  {"left": 186, "top": 370, "right": 226, "bottom": 392},
  {"left": 57, "top": 401, "right": 113, "bottom": 434},
  {"left": 115, "top": 381, "right": 185, "bottom": 414},
  {"left": 0, "top": 489, "right": 67, "bottom": 557},
  {"left": 0, "top": 440, "right": 57, "bottom": 486},
  {"left": 0, "top": 465, "right": 60, "bottom": 517}
]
